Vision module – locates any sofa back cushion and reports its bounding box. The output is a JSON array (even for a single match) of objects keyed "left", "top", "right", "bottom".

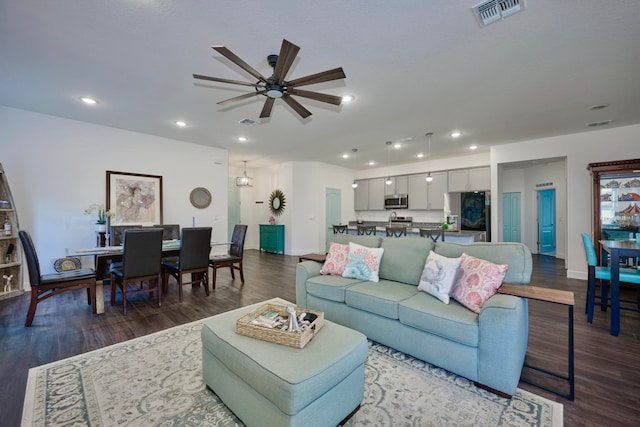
[
  {"left": 434, "top": 242, "right": 532, "bottom": 284},
  {"left": 379, "top": 237, "right": 434, "bottom": 285},
  {"left": 331, "top": 234, "right": 383, "bottom": 248}
]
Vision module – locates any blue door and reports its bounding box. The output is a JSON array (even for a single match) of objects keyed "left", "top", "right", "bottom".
[
  {"left": 538, "top": 189, "right": 556, "bottom": 254},
  {"left": 325, "top": 188, "right": 341, "bottom": 251},
  {"left": 502, "top": 192, "right": 521, "bottom": 242}
]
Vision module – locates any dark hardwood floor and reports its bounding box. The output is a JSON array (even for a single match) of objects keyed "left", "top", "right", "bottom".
[{"left": 1, "top": 251, "right": 639, "bottom": 426}]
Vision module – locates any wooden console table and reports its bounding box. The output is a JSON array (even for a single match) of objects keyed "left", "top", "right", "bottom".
[
  {"left": 298, "top": 253, "right": 326, "bottom": 263},
  {"left": 499, "top": 283, "right": 575, "bottom": 400}
]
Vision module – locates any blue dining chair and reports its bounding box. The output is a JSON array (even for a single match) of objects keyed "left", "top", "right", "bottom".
[{"left": 581, "top": 233, "right": 640, "bottom": 324}]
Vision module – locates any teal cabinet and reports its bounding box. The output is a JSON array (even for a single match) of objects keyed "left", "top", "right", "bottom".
[{"left": 260, "top": 224, "right": 285, "bottom": 254}]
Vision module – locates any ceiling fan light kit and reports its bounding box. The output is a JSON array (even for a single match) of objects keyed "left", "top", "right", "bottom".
[{"left": 193, "top": 39, "right": 346, "bottom": 119}]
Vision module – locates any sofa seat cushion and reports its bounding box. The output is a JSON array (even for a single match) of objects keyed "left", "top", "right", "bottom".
[
  {"left": 345, "top": 280, "right": 419, "bottom": 319},
  {"left": 306, "top": 275, "right": 365, "bottom": 303},
  {"left": 399, "top": 292, "right": 479, "bottom": 347}
]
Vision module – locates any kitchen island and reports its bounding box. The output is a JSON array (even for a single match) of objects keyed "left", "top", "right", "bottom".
[{"left": 341, "top": 222, "right": 486, "bottom": 243}]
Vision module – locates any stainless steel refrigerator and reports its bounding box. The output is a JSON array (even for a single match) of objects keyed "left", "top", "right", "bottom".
[{"left": 461, "top": 191, "right": 491, "bottom": 241}]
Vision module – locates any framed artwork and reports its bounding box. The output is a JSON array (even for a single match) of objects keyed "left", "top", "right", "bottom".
[{"left": 106, "top": 171, "right": 163, "bottom": 226}]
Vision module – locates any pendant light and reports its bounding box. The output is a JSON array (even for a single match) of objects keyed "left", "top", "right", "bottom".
[
  {"left": 236, "top": 160, "right": 253, "bottom": 187},
  {"left": 385, "top": 141, "right": 393, "bottom": 185},
  {"left": 425, "top": 132, "right": 434, "bottom": 182}
]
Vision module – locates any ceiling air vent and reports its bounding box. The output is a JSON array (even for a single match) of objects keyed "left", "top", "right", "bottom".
[
  {"left": 238, "top": 118, "right": 259, "bottom": 126},
  {"left": 472, "top": 0, "right": 525, "bottom": 27}
]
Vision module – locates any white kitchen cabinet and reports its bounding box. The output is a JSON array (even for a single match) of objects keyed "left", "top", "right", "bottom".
[
  {"left": 368, "top": 178, "right": 386, "bottom": 210},
  {"left": 448, "top": 167, "right": 490, "bottom": 192},
  {"left": 408, "top": 172, "right": 447, "bottom": 210},
  {"left": 354, "top": 180, "right": 369, "bottom": 211},
  {"left": 384, "top": 175, "right": 408, "bottom": 196}
]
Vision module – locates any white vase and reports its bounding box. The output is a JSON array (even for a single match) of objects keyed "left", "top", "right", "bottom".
[{"left": 96, "top": 223, "right": 107, "bottom": 233}]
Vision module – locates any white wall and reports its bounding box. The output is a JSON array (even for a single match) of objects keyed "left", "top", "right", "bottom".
[
  {"left": 0, "top": 106, "right": 229, "bottom": 287},
  {"left": 491, "top": 124, "right": 640, "bottom": 279},
  {"left": 234, "top": 161, "right": 355, "bottom": 255}
]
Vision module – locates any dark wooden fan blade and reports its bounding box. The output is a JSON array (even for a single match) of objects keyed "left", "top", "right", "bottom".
[
  {"left": 259, "top": 97, "right": 276, "bottom": 118},
  {"left": 216, "top": 90, "right": 264, "bottom": 106},
  {"left": 213, "top": 46, "right": 268, "bottom": 83},
  {"left": 193, "top": 74, "right": 259, "bottom": 87},
  {"left": 273, "top": 39, "right": 300, "bottom": 85},
  {"left": 289, "top": 89, "right": 343, "bottom": 105},
  {"left": 287, "top": 67, "right": 346, "bottom": 87},
  {"left": 282, "top": 95, "right": 312, "bottom": 118}
]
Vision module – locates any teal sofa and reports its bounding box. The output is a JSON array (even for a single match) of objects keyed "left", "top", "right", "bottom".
[{"left": 295, "top": 235, "right": 532, "bottom": 396}]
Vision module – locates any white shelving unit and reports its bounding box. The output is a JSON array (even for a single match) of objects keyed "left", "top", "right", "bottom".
[{"left": 0, "top": 163, "right": 23, "bottom": 300}]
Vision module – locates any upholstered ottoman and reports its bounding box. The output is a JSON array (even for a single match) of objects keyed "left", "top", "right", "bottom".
[{"left": 201, "top": 299, "right": 368, "bottom": 427}]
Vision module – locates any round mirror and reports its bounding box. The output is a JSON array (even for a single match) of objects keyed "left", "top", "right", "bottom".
[
  {"left": 190, "top": 187, "right": 212, "bottom": 209},
  {"left": 269, "top": 189, "right": 286, "bottom": 216}
]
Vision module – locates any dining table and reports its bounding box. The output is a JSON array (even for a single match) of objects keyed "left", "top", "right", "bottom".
[
  {"left": 598, "top": 239, "right": 640, "bottom": 336},
  {"left": 67, "top": 240, "right": 230, "bottom": 314}
]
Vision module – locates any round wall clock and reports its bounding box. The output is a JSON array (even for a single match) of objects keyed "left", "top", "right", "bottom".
[
  {"left": 268, "top": 189, "right": 286, "bottom": 216},
  {"left": 190, "top": 187, "right": 212, "bottom": 209}
]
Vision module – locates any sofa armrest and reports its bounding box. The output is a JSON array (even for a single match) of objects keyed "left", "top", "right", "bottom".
[
  {"left": 295, "top": 261, "right": 322, "bottom": 308},
  {"left": 477, "top": 294, "right": 528, "bottom": 396}
]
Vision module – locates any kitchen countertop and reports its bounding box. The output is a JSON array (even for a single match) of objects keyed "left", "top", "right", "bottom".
[{"left": 343, "top": 222, "right": 485, "bottom": 236}]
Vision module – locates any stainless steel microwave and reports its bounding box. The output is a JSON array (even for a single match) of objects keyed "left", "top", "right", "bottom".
[{"left": 384, "top": 194, "right": 408, "bottom": 209}]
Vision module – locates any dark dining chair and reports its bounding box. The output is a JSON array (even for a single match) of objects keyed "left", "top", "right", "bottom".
[
  {"left": 209, "top": 224, "right": 247, "bottom": 289},
  {"left": 332, "top": 224, "right": 348, "bottom": 234},
  {"left": 385, "top": 226, "right": 407, "bottom": 237},
  {"left": 420, "top": 228, "right": 445, "bottom": 242},
  {"left": 154, "top": 224, "right": 180, "bottom": 240},
  {"left": 357, "top": 225, "right": 377, "bottom": 236},
  {"left": 110, "top": 228, "right": 163, "bottom": 315},
  {"left": 162, "top": 227, "right": 212, "bottom": 302},
  {"left": 581, "top": 233, "right": 640, "bottom": 323},
  {"left": 109, "top": 225, "right": 142, "bottom": 246},
  {"left": 19, "top": 230, "right": 96, "bottom": 326}
]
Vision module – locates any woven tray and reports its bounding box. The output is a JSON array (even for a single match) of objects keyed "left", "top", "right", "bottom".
[{"left": 235, "top": 304, "right": 324, "bottom": 349}]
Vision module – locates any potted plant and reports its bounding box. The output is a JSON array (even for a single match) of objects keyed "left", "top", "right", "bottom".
[{"left": 84, "top": 203, "right": 113, "bottom": 232}]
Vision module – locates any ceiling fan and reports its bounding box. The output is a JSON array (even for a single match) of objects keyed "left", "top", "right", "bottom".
[{"left": 193, "top": 39, "right": 346, "bottom": 119}]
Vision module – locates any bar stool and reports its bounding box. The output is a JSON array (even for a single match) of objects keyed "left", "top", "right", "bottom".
[
  {"left": 357, "top": 225, "right": 377, "bottom": 235},
  {"left": 332, "top": 224, "right": 348, "bottom": 234}
]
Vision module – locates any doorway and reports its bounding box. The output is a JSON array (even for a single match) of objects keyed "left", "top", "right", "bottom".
[
  {"left": 325, "top": 188, "right": 341, "bottom": 252},
  {"left": 228, "top": 178, "right": 241, "bottom": 241},
  {"left": 538, "top": 189, "right": 556, "bottom": 255}
]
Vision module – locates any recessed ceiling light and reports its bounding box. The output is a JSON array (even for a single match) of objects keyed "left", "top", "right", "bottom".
[
  {"left": 393, "top": 143, "right": 402, "bottom": 149},
  {"left": 80, "top": 97, "right": 98, "bottom": 105},
  {"left": 342, "top": 95, "right": 355, "bottom": 103},
  {"left": 417, "top": 153, "right": 424, "bottom": 158},
  {"left": 369, "top": 161, "right": 376, "bottom": 166},
  {"left": 237, "top": 136, "right": 248, "bottom": 142},
  {"left": 469, "top": 145, "right": 478, "bottom": 150},
  {"left": 342, "top": 153, "right": 349, "bottom": 159},
  {"left": 450, "top": 131, "right": 462, "bottom": 138},
  {"left": 174, "top": 120, "right": 188, "bottom": 127}
]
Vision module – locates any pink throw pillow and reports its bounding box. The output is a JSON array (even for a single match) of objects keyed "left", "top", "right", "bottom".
[
  {"left": 320, "top": 242, "right": 350, "bottom": 276},
  {"left": 452, "top": 253, "right": 508, "bottom": 313}
]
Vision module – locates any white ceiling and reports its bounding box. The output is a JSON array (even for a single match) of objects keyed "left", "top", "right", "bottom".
[{"left": 1, "top": 1, "right": 639, "bottom": 170}]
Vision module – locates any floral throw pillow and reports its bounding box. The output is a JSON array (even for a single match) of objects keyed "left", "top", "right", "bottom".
[
  {"left": 418, "top": 251, "right": 461, "bottom": 304},
  {"left": 320, "top": 242, "right": 350, "bottom": 276},
  {"left": 452, "top": 253, "right": 508, "bottom": 313},
  {"left": 342, "top": 242, "right": 384, "bottom": 282}
]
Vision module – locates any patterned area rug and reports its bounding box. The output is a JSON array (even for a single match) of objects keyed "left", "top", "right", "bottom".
[{"left": 22, "top": 320, "right": 562, "bottom": 427}]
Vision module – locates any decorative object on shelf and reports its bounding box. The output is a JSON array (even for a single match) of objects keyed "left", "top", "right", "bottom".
[
  {"left": 268, "top": 215, "right": 276, "bottom": 225},
  {"left": 3, "top": 274, "right": 12, "bottom": 292},
  {"left": 189, "top": 187, "right": 212, "bottom": 209},
  {"left": 236, "top": 161, "right": 253, "bottom": 187},
  {"left": 106, "top": 171, "right": 163, "bottom": 226},
  {"left": 268, "top": 189, "right": 286, "bottom": 216},
  {"left": 84, "top": 203, "right": 113, "bottom": 232},
  {"left": 425, "top": 132, "right": 434, "bottom": 182}
]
